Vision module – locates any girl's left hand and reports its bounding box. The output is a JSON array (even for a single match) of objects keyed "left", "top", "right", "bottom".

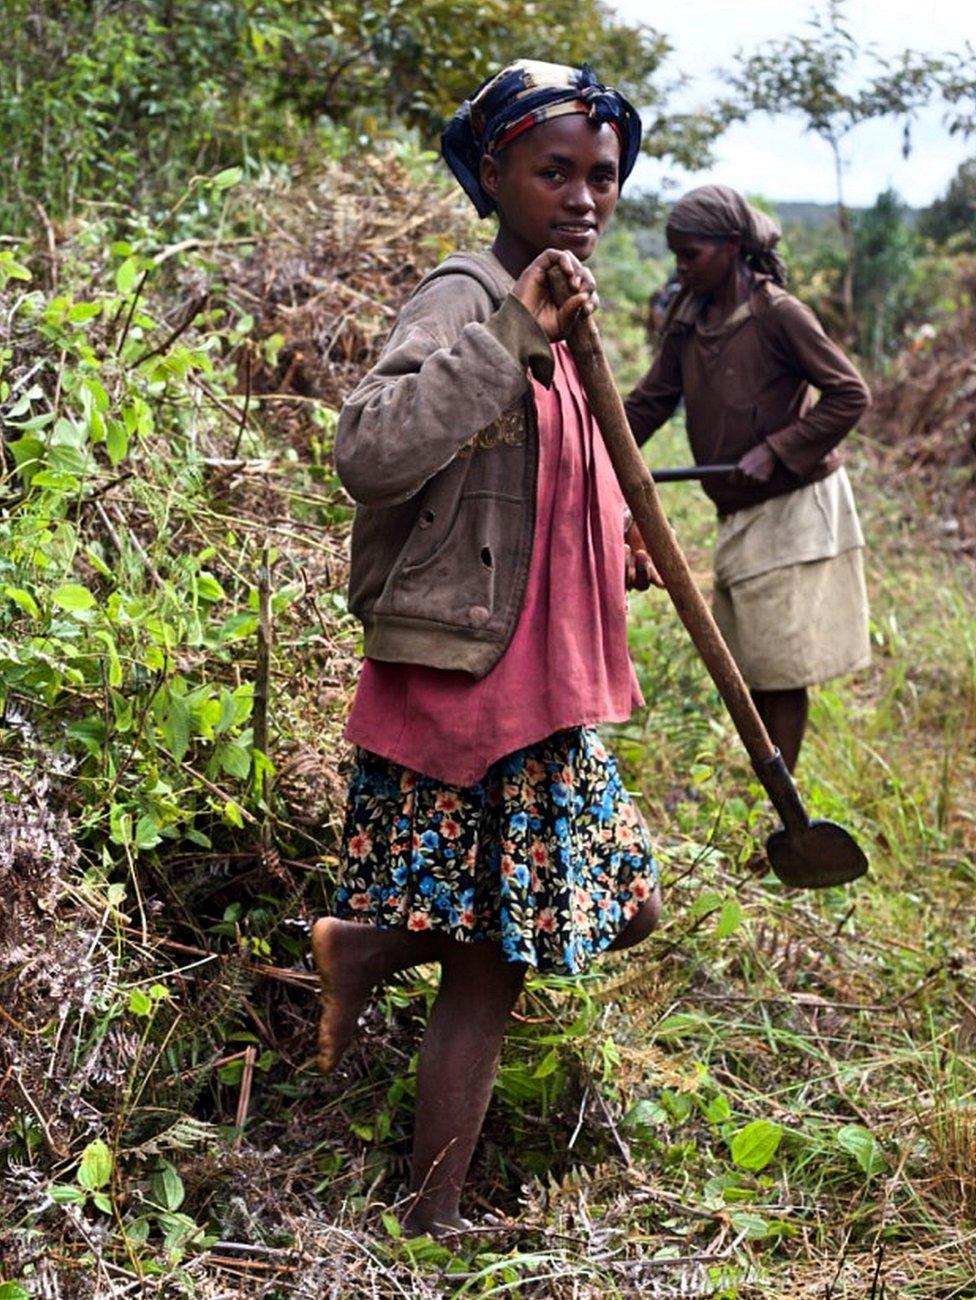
[
  {"left": 735, "top": 442, "right": 777, "bottom": 484},
  {"left": 625, "top": 522, "right": 664, "bottom": 590}
]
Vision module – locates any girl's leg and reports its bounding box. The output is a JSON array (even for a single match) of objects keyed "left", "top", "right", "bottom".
[
  {"left": 751, "top": 687, "right": 809, "bottom": 773},
  {"left": 403, "top": 941, "right": 526, "bottom": 1237},
  {"left": 312, "top": 918, "right": 448, "bottom": 1072}
]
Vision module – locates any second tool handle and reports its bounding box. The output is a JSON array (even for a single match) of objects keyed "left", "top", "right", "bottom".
[{"left": 546, "top": 265, "right": 774, "bottom": 767}]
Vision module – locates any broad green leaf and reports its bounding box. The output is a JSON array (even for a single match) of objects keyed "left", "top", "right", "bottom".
[
  {"left": 161, "top": 694, "right": 192, "bottom": 762},
  {"left": 77, "top": 1139, "right": 113, "bottom": 1190},
  {"left": 67, "top": 716, "right": 106, "bottom": 755},
  {"left": 217, "top": 612, "right": 258, "bottom": 643},
  {"left": 837, "top": 1124, "right": 886, "bottom": 1177},
  {"left": 0, "top": 1284, "right": 31, "bottom": 1300},
  {"left": 195, "top": 572, "right": 225, "bottom": 603},
  {"left": 52, "top": 583, "right": 96, "bottom": 611},
  {"left": 3, "top": 586, "right": 40, "bottom": 619},
  {"left": 152, "top": 1161, "right": 185, "bottom": 1212},
  {"left": 715, "top": 899, "right": 743, "bottom": 938},
  {"left": 217, "top": 740, "right": 251, "bottom": 780},
  {"left": 109, "top": 804, "right": 133, "bottom": 847},
  {"left": 533, "top": 1048, "right": 560, "bottom": 1079},
  {"left": 135, "top": 816, "right": 163, "bottom": 850},
  {"left": 81, "top": 377, "right": 109, "bottom": 412},
  {"left": 105, "top": 418, "right": 129, "bottom": 465},
  {"left": 690, "top": 890, "right": 722, "bottom": 920},
  {"left": 66, "top": 301, "right": 102, "bottom": 324},
  {"left": 218, "top": 1059, "right": 245, "bottom": 1085},
  {"left": 215, "top": 688, "right": 237, "bottom": 735},
  {"left": 115, "top": 257, "right": 140, "bottom": 295},
  {"left": 213, "top": 166, "right": 243, "bottom": 189},
  {"left": 729, "top": 1119, "right": 783, "bottom": 1171},
  {"left": 31, "top": 469, "right": 80, "bottom": 492},
  {"left": 729, "top": 1210, "right": 771, "bottom": 1240},
  {"left": 128, "top": 988, "right": 153, "bottom": 1017},
  {"left": 705, "top": 1093, "right": 732, "bottom": 1124},
  {"left": 48, "top": 1183, "right": 87, "bottom": 1204},
  {"left": 223, "top": 799, "right": 244, "bottom": 828}
]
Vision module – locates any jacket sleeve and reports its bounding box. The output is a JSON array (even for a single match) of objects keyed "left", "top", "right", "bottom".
[
  {"left": 624, "top": 330, "right": 684, "bottom": 444},
  {"left": 334, "top": 276, "right": 553, "bottom": 507},
  {"left": 763, "top": 296, "right": 871, "bottom": 477}
]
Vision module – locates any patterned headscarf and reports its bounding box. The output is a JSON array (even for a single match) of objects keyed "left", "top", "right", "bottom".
[
  {"left": 441, "top": 59, "right": 642, "bottom": 218},
  {"left": 666, "top": 185, "right": 789, "bottom": 287}
]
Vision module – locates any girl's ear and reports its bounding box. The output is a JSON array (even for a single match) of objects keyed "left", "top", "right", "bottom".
[{"left": 479, "top": 154, "right": 501, "bottom": 203}]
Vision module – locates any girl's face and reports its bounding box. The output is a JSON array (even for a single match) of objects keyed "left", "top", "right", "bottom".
[
  {"left": 667, "top": 230, "right": 740, "bottom": 296},
  {"left": 480, "top": 115, "right": 620, "bottom": 266}
]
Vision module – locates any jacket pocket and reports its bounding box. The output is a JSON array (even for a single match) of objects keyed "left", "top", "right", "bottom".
[{"left": 376, "top": 490, "right": 525, "bottom": 630}]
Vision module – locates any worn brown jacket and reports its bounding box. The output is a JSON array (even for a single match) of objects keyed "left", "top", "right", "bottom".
[
  {"left": 334, "top": 252, "right": 554, "bottom": 678},
  {"left": 625, "top": 279, "right": 871, "bottom": 515}
]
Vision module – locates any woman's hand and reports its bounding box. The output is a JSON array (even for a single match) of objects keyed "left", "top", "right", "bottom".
[
  {"left": 512, "top": 248, "right": 597, "bottom": 341},
  {"left": 625, "top": 521, "right": 664, "bottom": 591},
  {"left": 735, "top": 442, "right": 777, "bottom": 485}
]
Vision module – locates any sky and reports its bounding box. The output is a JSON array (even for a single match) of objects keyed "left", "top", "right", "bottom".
[{"left": 610, "top": 0, "right": 973, "bottom": 207}]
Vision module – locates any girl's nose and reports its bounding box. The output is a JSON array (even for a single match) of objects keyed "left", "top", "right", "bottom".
[{"left": 565, "top": 182, "right": 595, "bottom": 212}]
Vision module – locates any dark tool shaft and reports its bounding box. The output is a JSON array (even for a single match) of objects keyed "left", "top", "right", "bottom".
[{"left": 652, "top": 464, "right": 737, "bottom": 482}]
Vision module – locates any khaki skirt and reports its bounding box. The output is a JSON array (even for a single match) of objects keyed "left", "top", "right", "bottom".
[
  {"left": 712, "top": 547, "right": 871, "bottom": 690},
  {"left": 711, "top": 474, "right": 870, "bottom": 691}
]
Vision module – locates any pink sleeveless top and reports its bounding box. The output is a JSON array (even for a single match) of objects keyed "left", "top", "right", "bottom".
[{"left": 344, "top": 341, "right": 642, "bottom": 786}]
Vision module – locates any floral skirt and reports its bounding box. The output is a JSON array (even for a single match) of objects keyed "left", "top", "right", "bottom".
[{"left": 333, "top": 727, "right": 657, "bottom": 975}]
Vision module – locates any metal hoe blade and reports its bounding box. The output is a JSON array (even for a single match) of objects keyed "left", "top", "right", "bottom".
[{"left": 766, "top": 819, "right": 869, "bottom": 889}]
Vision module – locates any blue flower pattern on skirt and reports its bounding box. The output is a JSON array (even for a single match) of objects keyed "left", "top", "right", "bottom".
[{"left": 334, "top": 727, "right": 657, "bottom": 975}]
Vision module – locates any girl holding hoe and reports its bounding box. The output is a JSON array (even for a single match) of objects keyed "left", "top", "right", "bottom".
[
  {"left": 626, "top": 187, "right": 871, "bottom": 772},
  {"left": 312, "top": 60, "right": 662, "bottom": 1237}
]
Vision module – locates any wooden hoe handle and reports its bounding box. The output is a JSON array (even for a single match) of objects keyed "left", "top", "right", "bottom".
[{"left": 547, "top": 266, "right": 776, "bottom": 768}]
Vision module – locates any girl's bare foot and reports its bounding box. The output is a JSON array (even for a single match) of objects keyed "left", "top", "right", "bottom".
[
  {"left": 311, "top": 917, "right": 379, "bottom": 1072},
  {"left": 311, "top": 916, "right": 446, "bottom": 1072}
]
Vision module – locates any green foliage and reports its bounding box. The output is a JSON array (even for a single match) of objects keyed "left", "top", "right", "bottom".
[
  {"left": 0, "top": 248, "right": 270, "bottom": 853},
  {"left": 0, "top": 0, "right": 728, "bottom": 232},
  {"left": 852, "top": 188, "right": 920, "bottom": 365}
]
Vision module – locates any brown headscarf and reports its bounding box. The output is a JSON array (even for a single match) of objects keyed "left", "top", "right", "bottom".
[{"left": 666, "top": 184, "right": 788, "bottom": 287}]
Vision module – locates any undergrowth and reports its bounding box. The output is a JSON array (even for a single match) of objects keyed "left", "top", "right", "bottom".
[{"left": 1, "top": 156, "right": 975, "bottom": 1298}]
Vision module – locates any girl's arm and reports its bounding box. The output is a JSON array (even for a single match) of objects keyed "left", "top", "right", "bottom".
[
  {"left": 762, "top": 297, "right": 871, "bottom": 478},
  {"left": 623, "top": 330, "right": 684, "bottom": 444},
  {"left": 335, "top": 276, "right": 553, "bottom": 507}
]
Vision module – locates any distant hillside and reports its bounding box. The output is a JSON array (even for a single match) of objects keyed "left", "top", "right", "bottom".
[
  {"left": 776, "top": 199, "right": 922, "bottom": 228},
  {"left": 619, "top": 196, "right": 923, "bottom": 254}
]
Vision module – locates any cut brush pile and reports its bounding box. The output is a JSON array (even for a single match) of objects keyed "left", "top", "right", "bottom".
[{"left": 862, "top": 255, "right": 976, "bottom": 558}]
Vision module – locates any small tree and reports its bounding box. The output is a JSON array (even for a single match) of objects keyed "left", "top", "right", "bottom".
[
  {"left": 852, "top": 189, "right": 919, "bottom": 366},
  {"left": 727, "top": 0, "right": 941, "bottom": 334}
]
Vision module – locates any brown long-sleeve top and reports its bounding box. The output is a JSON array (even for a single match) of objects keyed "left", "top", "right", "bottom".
[{"left": 624, "top": 278, "right": 871, "bottom": 515}]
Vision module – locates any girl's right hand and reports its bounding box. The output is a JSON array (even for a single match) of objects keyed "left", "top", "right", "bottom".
[{"left": 512, "top": 249, "right": 597, "bottom": 341}]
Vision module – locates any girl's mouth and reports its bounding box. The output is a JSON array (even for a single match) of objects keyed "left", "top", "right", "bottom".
[{"left": 554, "top": 224, "right": 596, "bottom": 236}]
